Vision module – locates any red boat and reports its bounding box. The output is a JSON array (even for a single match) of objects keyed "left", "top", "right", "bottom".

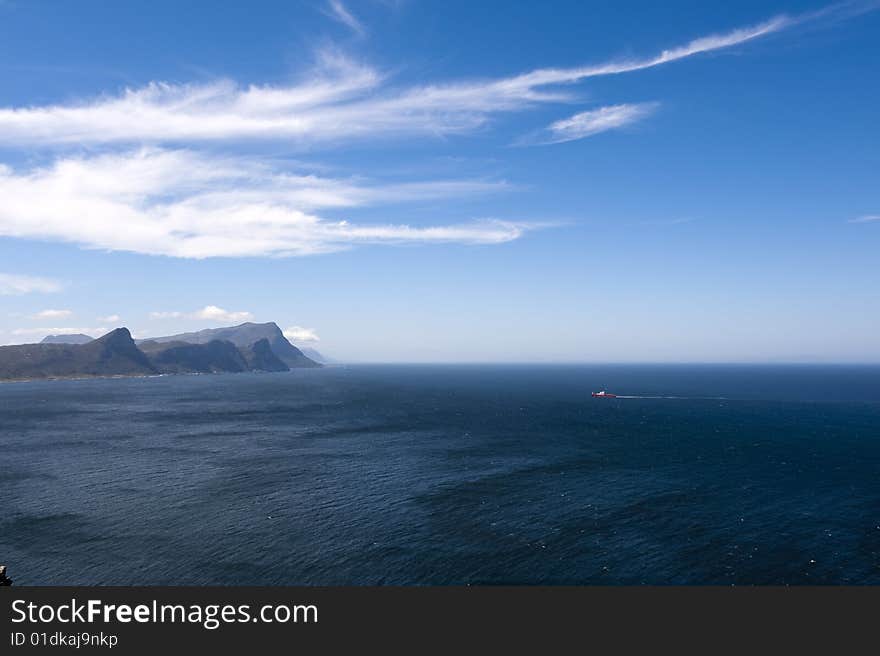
[{"left": 592, "top": 390, "right": 617, "bottom": 398}]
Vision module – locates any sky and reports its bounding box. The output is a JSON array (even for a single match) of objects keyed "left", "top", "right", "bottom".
[{"left": 0, "top": 0, "right": 878, "bottom": 362}]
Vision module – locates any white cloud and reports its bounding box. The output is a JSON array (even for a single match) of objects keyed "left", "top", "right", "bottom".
[
  {"left": 193, "top": 306, "right": 254, "bottom": 323},
  {"left": 32, "top": 309, "right": 72, "bottom": 319},
  {"left": 98, "top": 314, "right": 121, "bottom": 323},
  {"left": 0, "top": 7, "right": 857, "bottom": 261},
  {"left": 284, "top": 326, "right": 320, "bottom": 343},
  {"left": 324, "top": 0, "right": 365, "bottom": 35},
  {"left": 0, "top": 148, "right": 526, "bottom": 258},
  {"left": 151, "top": 305, "right": 254, "bottom": 323},
  {"left": 0, "top": 273, "right": 64, "bottom": 295},
  {"left": 0, "top": 15, "right": 798, "bottom": 147},
  {"left": 848, "top": 214, "right": 880, "bottom": 223},
  {"left": 525, "top": 103, "right": 659, "bottom": 145}
]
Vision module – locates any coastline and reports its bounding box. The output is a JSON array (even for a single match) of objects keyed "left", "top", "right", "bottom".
[
  {"left": 0, "top": 372, "right": 170, "bottom": 385},
  {"left": 0, "top": 370, "right": 300, "bottom": 385}
]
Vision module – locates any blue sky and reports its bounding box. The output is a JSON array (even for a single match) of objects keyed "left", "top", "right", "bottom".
[{"left": 0, "top": 0, "right": 878, "bottom": 362}]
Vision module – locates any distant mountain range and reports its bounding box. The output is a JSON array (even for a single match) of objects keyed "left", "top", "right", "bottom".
[
  {"left": 1, "top": 322, "right": 321, "bottom": 382},
  {"left": 41, "top": 333, "right": 94, "bottom": 345},
  {"left": 139, "top": 322, "right": 318, "bottom": 369},
  {"left": 298, "top": 347, "right": 331, "bottom": 364}
]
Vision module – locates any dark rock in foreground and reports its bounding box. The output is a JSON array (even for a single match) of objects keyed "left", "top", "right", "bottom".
[{"left": 0, "top": 565, "right": 12, "bottom": 586}]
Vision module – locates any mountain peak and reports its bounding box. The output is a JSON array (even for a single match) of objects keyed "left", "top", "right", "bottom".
[
  {"left": 0, "top": 326, "right": 156, "bottom": 380},
  {"left": 96, "top": 327, "right": 134, "bottom": 342}
]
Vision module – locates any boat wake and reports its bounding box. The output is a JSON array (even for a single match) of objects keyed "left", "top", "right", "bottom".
[{"left": 614, "top": 395, "right": 728, "bottom": 400}]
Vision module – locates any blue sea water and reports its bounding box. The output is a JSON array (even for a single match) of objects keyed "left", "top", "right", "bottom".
[{"left": 1, "top": 364, "right": 879, "bottom": 585}]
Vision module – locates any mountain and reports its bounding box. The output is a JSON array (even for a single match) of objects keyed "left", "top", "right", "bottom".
[
  {"left": 140, "top": 339, "right": 251, "bottom": 374},
  {"left": 139, "top": 338, "right": 289, "bottom": 374},
  {"left": 0, "top": 323, "right": 317, "bottom": 381},
  {"left": 143, "top": 322, "right": 320, "bottom": 368},
  {"left": 0, "top": 328, "right": 157, "bottom": 380},
  {"left": 40, "top": 334, "right": 94, "bottom": 345},
  {"left": 241, "top": 338, "right": 289, "bottom": 372},
  {"left": 298, "top": 347, "right": 333, "bottom": 364}
]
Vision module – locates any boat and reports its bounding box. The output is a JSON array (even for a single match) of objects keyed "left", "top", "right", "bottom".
[{"left": 592, "top": 390, "right": 617, "bottom": 398}]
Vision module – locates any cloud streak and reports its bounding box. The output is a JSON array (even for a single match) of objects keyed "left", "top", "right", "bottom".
[
  {"left": 324, "top": 0, "right": 366, "bottom": 35},
  {"left": 0, "top": 148, "right": 527, "bottom": 258},
  {"left": 848, "top": 214, "right": 880, "bottom": 223},
  {"left": 524, "top": 102, "right": 659, "bottom": 145},
  {"left": 0, "top": 13, "right": 802, "bottom": 147},
  {"left": 0, "top": 5, "right": 866, "bottom": 260}
]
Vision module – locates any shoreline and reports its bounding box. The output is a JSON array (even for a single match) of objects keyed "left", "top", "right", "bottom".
[{"left": 0, "top": 370, "right": 310, "bottom": 385}]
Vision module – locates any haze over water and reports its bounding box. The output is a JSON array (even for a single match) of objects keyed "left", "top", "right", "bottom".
[{"left": 2, "top": 364, "right": 879, "bottom": 585}]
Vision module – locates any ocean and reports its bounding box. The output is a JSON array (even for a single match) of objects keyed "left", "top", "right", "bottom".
[{"left": 1, "top": 364, "right": 878, "bottom": 585}]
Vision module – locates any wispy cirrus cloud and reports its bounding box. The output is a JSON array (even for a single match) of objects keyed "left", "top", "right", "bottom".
[
  {"left": 0, "top": 13, "right": 805, "bottom": 147},
  {"left": 0, "top": 148, "right": 523, "bottom": 258},
  {"left": 0, "top": 4, "right": 870, "bottom": 261},
  {"left": 522, "top": 102, "right": 659, "bottom": 145},
  {"left": 848, "top": 214, "right": 880, "bottom": 223},
  {"left": 323, "top": 0, "right": 366, "bottom": 36},
  {"left": 0, "top": 273, "right": 64, "bottom": 295}
]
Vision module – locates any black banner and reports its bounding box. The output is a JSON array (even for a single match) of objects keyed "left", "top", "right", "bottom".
[{"left": 1, "top": 587, "right": 876, "bottom": 652}]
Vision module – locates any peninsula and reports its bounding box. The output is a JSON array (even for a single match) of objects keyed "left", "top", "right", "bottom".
[{"left": 0, "top": 322, "right": 320, "bottom": 382}]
